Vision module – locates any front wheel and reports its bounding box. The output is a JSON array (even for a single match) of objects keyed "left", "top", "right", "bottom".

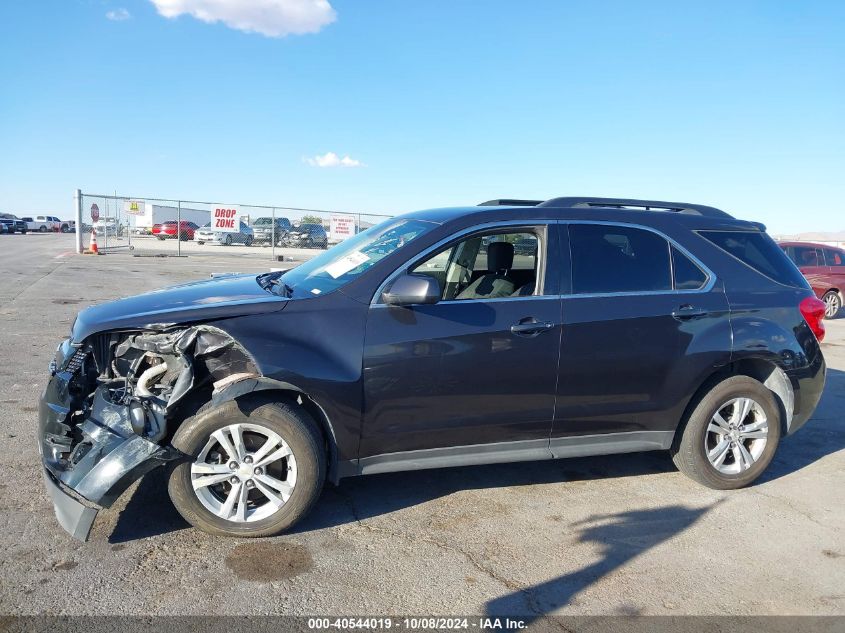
[
  {"left": 39, "top": 226, "right": 47, "bottom": 232},
  {"left": 672, "top": 375, "right": 781, "bottom": 490},
  {"left": 168, "top": 398, "right": 326, "bottom": 537},
  {"left": 224, "top": 234, "right": 233, "bottom": 246},
  {"left": 245, "top": 235, "right": 254, "bottom": 247},
  {"left": 823, "top": 290, "right": 842, "bottom": 319}
]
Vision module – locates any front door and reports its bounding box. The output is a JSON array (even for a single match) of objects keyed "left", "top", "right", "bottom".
[{"left": 360, "top": 223, "right": 562, "bottom": 461}]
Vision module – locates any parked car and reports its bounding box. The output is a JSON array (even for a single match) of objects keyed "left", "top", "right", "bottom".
[
  {"left": 39, "top": 196, "right": 826, "bottom": 541},
  {"left": 93, "top": 218, "right": 125, "bottom": 237},
  {"left": 20, "top": 215, "right": 60, "bottom": 232},
  {"left": 285, "top": 223, "right": 328, "bottom": 248},
  {"left": 251, "top": 216, "right": 292, "bottom": 245},
  {"left": 0, "top": 213, "right": 28, "bottom": 234},
  {"left": 195, "top": 222, "right": 254, "bottom": 246},
  {"left": 59, "top": 220, "right": 75, "bottom": 233},
  {"left": 152, "top": 220, "right": 199, "bottom": 241},
  {"left": 779, "top": 241, "right": 845, "bottom": 318}
]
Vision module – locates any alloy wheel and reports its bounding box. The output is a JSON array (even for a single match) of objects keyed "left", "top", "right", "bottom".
[
  {"left": 704, "top": 397, "right": 768, "bottom": 475},
  {"left": 191, "top": 423, "right": 298, "bottom": 523},
  {"left": 824, "top": 292, "right": 841, "bottom": 318}
]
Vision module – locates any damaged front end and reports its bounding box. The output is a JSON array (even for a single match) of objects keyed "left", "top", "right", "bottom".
[{"left": 39, "top": 325, "right": 257, "bottom": 540}]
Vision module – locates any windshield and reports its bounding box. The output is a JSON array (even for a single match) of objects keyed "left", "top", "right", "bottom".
[
  {"left": 275, "top": 218, "right": 435, "bottom": 298},
  {"left": 253, "top": 217, "right": 272, "bottom": 226}
]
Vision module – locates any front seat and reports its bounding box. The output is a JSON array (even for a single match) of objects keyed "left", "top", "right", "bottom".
[{"left": 456, "top": 242, "right": 516, "bottom": 299}]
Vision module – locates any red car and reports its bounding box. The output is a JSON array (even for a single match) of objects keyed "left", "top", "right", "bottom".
[
  {"left": 152, "top": 220, "right": 199, "bottom": 241},
  {"left": 779, "top": 241, "right": 845, "bottom": 318}
]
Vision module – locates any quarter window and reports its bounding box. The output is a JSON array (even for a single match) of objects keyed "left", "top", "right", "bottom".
[
  {"left": 569, "top": 224, "right": 671, "bottom": 294},
  {"left": 672, "top": 247, "right": 708, "bottom": 290}
]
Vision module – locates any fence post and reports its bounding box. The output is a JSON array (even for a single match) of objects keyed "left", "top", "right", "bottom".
[
  {"left": 271, "top": 208, "right": 276, "bottom": 262},
  {"left": 177, "top": 200, "right": 182, "bottom": 257},
  {"left": 74, "top": 189, "right": 83, "bottom": 254}
]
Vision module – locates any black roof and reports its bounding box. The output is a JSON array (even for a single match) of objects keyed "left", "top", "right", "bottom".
[
  {"left": 478, "top": 196, "right": 732, "bottom": 218},
  {"left": 408, "top": 196, "right": 763, "bottom": 231}
]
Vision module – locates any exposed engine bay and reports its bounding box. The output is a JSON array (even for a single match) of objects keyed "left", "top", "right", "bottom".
[{"left": 39, "top": 325, "right": 258, "bottom": 537}]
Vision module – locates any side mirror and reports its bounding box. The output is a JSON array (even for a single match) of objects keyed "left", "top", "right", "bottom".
[{"left": 382, "top": 274, "right": 441, "bottom": 306}]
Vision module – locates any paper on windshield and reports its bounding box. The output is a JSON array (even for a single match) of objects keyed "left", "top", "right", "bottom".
[{"left": 324, "top": 251, "right": 370, "bottom": 279}]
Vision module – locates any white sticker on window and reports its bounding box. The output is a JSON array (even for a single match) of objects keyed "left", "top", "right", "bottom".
[{"left": 324, "top": 251, "right": 370, "bottom": 279}]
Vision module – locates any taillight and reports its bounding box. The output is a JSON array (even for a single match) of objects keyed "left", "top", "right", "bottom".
[{"left": 799, "top": 296, "right": 826, "bottom": 342}]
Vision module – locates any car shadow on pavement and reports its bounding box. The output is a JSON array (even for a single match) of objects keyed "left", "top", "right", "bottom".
[
  {"left": 292, "top": 449, "right": 678, "bottom": 534},
  {"left": 109, "top": 367, "right": 843, "bottom": 542},
  {"left": 484, "top": 503, "right": 714, "bottom": 618},
  {"left": 108, "top": 468, "right": 189, "bottom": 543}
]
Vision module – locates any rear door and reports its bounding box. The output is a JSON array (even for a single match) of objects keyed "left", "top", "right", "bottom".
[{"left": 552, "top": 222, "right": 731, "bottom": 452}]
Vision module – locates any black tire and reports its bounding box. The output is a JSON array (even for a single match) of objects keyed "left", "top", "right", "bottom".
[
  {"left": 168, "top": 397, "right": 326, "bottom": 537},
  {"left": 39, "top": 226, "right": 47, "bottom": 232},
  {"left": 197, "top": 241, "right": 204, "bottom": 245},
  {"left": 822, "top": 290, "right": 841, "bottom": 319},
  {"left": 157, "top": 236, "right": 165, "bottom": 241},
  {"left": 671, "top": 375, "right": 781, "bottom": 490},
  {"left": 245, "top": 235, "right": 254, "bottom": 247},
  {"left": 224, "top": 234, "right": 233, "bottom": 246}
]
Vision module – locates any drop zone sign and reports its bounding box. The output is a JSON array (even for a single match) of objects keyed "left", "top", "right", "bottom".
[{"left": 212, "top": 206, "right": 241, "bottom": 232}]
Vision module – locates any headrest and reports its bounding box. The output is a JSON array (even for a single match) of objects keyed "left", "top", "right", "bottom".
[{"left": 488, "top": 241, "right": 514, "bottom": 272}]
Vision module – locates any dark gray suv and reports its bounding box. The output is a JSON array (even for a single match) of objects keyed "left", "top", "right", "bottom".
[{"left": 39, "top": 197, "right": 826, "bottom": 540}]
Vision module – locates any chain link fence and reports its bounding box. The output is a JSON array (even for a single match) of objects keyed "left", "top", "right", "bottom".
[{"left": 74, "top": 191, "right": 393, "bottom": 261}]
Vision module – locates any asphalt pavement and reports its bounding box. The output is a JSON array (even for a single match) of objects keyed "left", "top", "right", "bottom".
[{"left": 1, "top": 232, "right": 843, "bottom": 616}]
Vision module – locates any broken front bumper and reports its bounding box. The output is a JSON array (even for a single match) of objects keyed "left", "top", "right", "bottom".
[{"left": 38, "top": 343, "right": 177, "bottom": 540}]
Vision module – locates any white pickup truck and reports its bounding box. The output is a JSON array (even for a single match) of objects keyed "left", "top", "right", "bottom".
[{"left": 20, "top": 215, "right": 62, "bottom": 232}]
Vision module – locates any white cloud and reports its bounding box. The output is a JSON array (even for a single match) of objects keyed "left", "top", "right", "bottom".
[
  {"left": 149, "top": 0, "right": 336, "bottom": 37},
  {"left": 106, "top": 8, "right": 132, "bottom": 20},
  {"left": 304, "top": 152, "right": 365, "bottom": 168}
]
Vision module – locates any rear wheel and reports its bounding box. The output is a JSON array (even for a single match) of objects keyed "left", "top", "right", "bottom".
[
  {"left": 168, "top": 398, "right": 325, "bottom": 537},
  {"left": 224, "top": 234, "right": 233, "bottom": 246},
  {"left": 671, "top": 375, "right": 780, "bottom": 490},
  {"left": 39, "top": 226, "right": 47, "bottom": 232},
  {"left": 245, "top": 235, "right": 254, "bottom": 247},
  {"left": 823, "top": 290, "right": 842, "bottom": 319}
]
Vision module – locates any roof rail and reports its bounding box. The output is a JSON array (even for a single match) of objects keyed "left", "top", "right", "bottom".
[
  {"left": 537, "top": 196, "right": 733, "bottom": 219},
  {"left": 478, "top": 199, "right": 543, "bottom": 207}
]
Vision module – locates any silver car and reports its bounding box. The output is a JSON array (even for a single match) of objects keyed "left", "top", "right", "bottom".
[{"left": 195, "top": 222, "right": 254, "bottom": 246}]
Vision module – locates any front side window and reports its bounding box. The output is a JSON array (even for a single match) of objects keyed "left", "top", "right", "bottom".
[
  {"left": 410, "top": 229, "right": 542, "bottom": 300},
  {"left": 569, "top": 224, "right": 671, "bottom": 294}
]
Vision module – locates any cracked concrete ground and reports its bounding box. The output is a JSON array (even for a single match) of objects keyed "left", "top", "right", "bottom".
[{"left": 1, "top": 234, "right": 843, "bottom": 616}]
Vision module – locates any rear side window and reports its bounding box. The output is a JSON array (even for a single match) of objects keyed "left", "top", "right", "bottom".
[
  {"left": 569, "top": 224, "right": 671, "bottom": 294},
  {"left": 824, "top": 249, "right": 845, "bottom": 267},
  {"left": 699, "top": 231, "right": 808, "bottom": 287}
]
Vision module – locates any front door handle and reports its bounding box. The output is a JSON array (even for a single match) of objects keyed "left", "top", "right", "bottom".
[
  {"left": 671, "top": 304, "right": 709, "bottom": 321},
  {"left": 510, "top": 318, "right": 554, "bottom": 337}
]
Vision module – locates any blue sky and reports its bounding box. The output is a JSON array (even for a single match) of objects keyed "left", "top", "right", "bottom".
[{"left": 1, "top": 0, "right": 843, "bottom": 234}]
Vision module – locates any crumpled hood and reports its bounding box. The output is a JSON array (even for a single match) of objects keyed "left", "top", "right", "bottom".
[{"left": 72, "top": 273, "right": 288, "bottom": 341}]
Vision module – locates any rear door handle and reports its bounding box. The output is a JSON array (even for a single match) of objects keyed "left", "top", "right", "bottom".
[
  {"left": 671, "top": 304, "right": 709, "bottom": 321},
  {"left": 510, "top": 318, "right": 554, "bottom": 337}
]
